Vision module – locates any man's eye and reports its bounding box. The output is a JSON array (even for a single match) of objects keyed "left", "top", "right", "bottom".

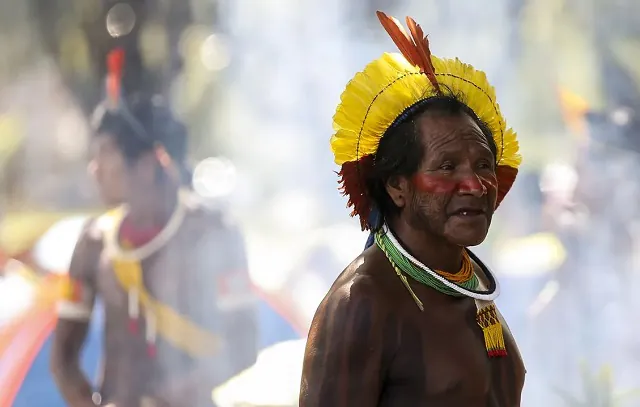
[
  {"left": 477, "top": 160, "right": 494, "bottom": 170},
  {"left": 439, "top": 163, "right": 454, "bottom": 171}
]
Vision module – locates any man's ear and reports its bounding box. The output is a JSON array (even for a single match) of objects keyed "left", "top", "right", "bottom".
[{"left": 385, "top": 175, "right": 411, "bottom": 209}]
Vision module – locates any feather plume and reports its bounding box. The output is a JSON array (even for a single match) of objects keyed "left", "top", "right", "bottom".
[
  {"left": 338, "top": 155, "right": 375, "bottom": 231},
  {"left": 495, "top": 165, "right": 518, "bottom": 209},
  {"left": 405, "top": 17, "right": 441, "bottom": 94},
  {"left": 376, "top": 11, "right": 421, "bottom": 67},
  {"left": 375, "top": 11, "right": 441, "bottom": 94},
  {"left": 106, "top": 47, "right": 125, "bottom": 107}
]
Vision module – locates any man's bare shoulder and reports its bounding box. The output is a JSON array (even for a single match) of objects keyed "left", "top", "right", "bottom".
[
  {"left": 71, "top": 216, "right": 106, "bottom": 258},
  {"left": 181, "top": 193, "right": 238, "bottom": 235},
  {"left": 303, "top": 245, "right": 401, "bottom": 399},
  {"left": 77, "top": 215, "right": 105, "bottom": 242},
  {"left": 322, "top": 245, "right": 399, "bottom": 313}
]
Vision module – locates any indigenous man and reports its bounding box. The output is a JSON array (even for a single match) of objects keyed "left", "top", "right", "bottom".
[
  {"left": 300, "top": 12, "right": 525, "bottom": 407},
  {"left": 50, "top": 51, "right": 258, "bottom": 407}
]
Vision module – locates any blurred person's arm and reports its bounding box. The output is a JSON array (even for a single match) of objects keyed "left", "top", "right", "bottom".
[{"left": 50, "top": 220, "right": 101, "bottom": 407}]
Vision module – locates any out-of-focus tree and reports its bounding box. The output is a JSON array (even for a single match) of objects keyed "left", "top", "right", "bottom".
[
  {"left": 28, "top": 0, "right": 227, "bottom": 151},
  {"left": 0, "top": 0, "right": 230, "bottom": 210},
  {"left": 26, "top": 0, "right": 230, "bottom": 162}
]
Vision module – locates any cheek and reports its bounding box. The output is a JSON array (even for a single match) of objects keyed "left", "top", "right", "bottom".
[
  {"left": 93, "top": 159, "right": 109, "bottom": 182},
  {"left": 100, "top": 160, "right": 127, "bottom": 190},
  {"left": 480, "top": 173, "right": 498, "bottom": 206},
  {"left": 412, "top": 173, "right": 457, "bottom": 194},
  {"left": 105, "top": 161, "right": 124, "bottom": 180},
  {"left": 479, "top": 173, "right": 498, "bottom": 192}
]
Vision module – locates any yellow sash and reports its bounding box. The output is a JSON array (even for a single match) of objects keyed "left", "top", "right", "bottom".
[{"left": 105, "top": 208, "right": 221, "bottom": 358}]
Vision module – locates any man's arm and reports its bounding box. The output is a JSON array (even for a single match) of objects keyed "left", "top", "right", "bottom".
[
  {"left": 300, "top": 276, "right": 392, "bottom": 407},
  {"left": 51, "top": 321, "right": 94, "bottom": 406},
  {"left": 50, "top": 220, "right": 101, "bottom": 407}
]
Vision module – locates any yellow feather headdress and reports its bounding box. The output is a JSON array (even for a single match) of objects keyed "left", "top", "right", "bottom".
[{"left": 331, "top": 12, "right": 521, "bottom": 230}]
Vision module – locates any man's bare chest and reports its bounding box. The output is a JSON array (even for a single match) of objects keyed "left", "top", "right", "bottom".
[
  {"left": 385, "top": 296, "right": 524, "bottom": 406},
  {"left": 95, "top": 242, "right": 200, "bottom": 318}
]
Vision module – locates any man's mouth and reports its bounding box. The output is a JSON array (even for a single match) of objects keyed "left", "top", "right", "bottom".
[{"left": 451, "top": 208, "right": 486, "bottom": 217}]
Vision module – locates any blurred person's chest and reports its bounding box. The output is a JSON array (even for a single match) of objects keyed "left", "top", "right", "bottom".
[
  {"left": 96, "top": 216, "right": 210, "bottom": 321},
  {"left": 92, "top": 215, "right": 225, "bottom": 395}
]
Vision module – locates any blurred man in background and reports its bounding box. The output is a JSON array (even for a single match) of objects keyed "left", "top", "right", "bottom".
[{"left": 50, "top": 95, "right": 258, "bottom": 407}]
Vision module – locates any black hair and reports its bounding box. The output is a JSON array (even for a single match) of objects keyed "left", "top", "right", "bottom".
[
  {"left": 93, "top": 95, "right": 188, "bottom": 166},
  {"left": 365, "top": 95, "right": 497, "bottom": 230}
]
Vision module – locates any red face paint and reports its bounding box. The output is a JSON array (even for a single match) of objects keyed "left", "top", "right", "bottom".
[
  {"left": 480, "top": 174, "right": 499, "bottom": 208},
  {"left": 458, "top": 174, "right": 485, "bottom": 194},
  {"left": 479, "top": 174, "right": 498, "bottom": 193},
  {"left": 412, "top": 173, "right": 457, "bottom": 194},
  {"left": 478, "top": 174, "right": 498, "bottom": 189},
  {"left": 413, "top": 172, "right": 498, "bottom": 196}
]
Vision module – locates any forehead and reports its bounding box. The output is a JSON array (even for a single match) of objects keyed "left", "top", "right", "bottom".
[{"left": 416, "top": 112, "right": 490, "bottom": 152}]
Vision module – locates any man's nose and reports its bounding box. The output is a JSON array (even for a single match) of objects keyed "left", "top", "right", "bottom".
[{"left": 457, "top": 172, "right": 486, "bottom": 197}]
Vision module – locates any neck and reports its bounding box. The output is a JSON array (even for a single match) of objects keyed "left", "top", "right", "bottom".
[
  {"left": 387, "top": 217, "right": 464, "bottom": 274},
  {"left": 127, "top": 185, "right": 179, "bottom": 228}
]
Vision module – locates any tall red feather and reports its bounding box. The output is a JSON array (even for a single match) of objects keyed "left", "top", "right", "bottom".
[
  {"left": 405, "top": 17, "right": 441, "bottom": 94},
  {"left": 376, "top": 11, "right": 421, "bottom": 67},
  {"left": 375, "top": 11, "right": 441, "bottom": 94},
  {"left": 106, "top": 48, "right": 125, "bottom": 106}
]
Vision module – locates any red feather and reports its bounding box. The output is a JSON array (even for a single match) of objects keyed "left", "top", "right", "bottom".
[
  {"left": 375, "top": 11, "right": 441, "bottom": 95},
  {"left": 376, "top": 11, "right": 421, "bottom": 67},
  {"left": 338, "top": 156, "right": 375, "bottom": 231},
  {"left": 405, "top": 17, "right": 441, "bottom": 94},
  {"left": 495, "top": 165, "right": 518, "bottom": 209},
  {"left": 106, "top": 48, "right": 125, "bottom": 106}
]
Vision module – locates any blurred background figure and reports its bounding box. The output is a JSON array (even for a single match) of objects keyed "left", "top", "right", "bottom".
[
  {"left": 50, "top": 92, "right": 259, "bottom": 407},
  {"left": 0, "top": 0, "right": 639, "bottom": 406}
]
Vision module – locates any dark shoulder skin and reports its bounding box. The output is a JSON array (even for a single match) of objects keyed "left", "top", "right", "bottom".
[
  {"left": 300, "top": 246, "right": 525, "bottom": 407},
  {"left": 300, "top": 246, "right": 402, "bottom": 407}
]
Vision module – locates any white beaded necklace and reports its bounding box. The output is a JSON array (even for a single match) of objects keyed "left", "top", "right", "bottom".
[
  {"left": 101, "top": 190, "right": 188, "bottom": 357},
  {"left": 382, "top": 224, "right": 500, "bottom": 301},
  {"left": 104, "top": 190, "right": 187, "bottom": 261}
]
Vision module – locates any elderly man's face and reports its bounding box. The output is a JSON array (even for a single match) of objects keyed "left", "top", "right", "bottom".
[{"left": 390, "top": 112, "right": 498, "bottom": 247}]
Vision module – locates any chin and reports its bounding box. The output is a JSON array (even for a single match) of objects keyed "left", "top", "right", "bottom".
[
  {"left": 101, "top": 193, "right": 124, "bottom": 207},
  {"left": 444, "top": 219, "right": 490, "bottom": 247},
  {"left": 453, "top": 235, "right": 487, "bottom": 247}
]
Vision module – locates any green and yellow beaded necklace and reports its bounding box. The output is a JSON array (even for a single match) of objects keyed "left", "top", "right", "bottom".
[{"left": 375, "top": 225, "right": 507, "bottom": 357}]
